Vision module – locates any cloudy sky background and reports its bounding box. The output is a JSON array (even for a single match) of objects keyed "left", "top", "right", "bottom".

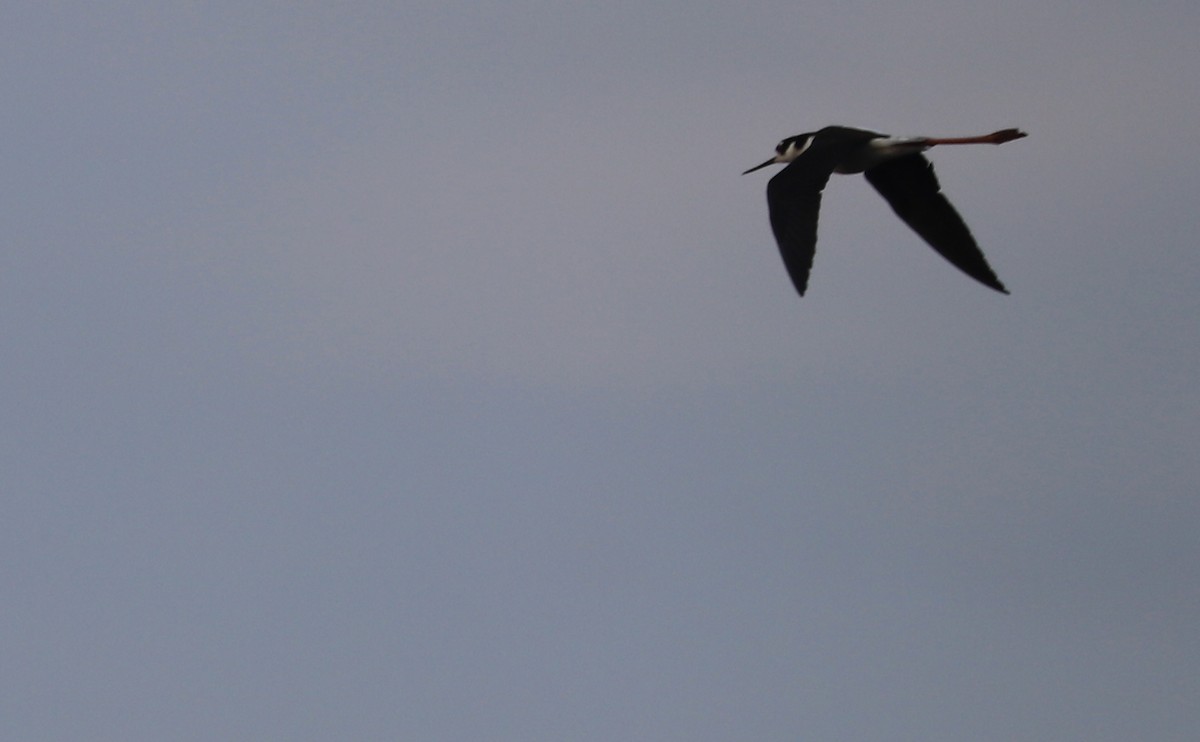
[{"left": 4, "top": 2, "right": 1199, "bottom": 739}]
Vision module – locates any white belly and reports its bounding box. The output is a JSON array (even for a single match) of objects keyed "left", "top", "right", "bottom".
[{"left": 834, "top": 137, "right": 929, "bottom": 174}]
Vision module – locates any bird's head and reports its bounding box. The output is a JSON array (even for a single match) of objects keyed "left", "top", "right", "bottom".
[{"left": 742, "top": 133, "right": 816, "bottom": 174}]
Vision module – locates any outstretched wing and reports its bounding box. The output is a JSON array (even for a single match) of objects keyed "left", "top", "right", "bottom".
[
  {"left": 765, "top": 129, "right": 879, "bottom": 296},
  {"left": 766, "top": 161, "right": 835, "bottom": 296},
  {"left": 864, "top": 154, "right": 1009, "bottom": 294}
]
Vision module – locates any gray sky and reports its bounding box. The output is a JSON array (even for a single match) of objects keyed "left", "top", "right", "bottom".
[{"left": 5, "top": 2, "right": 1199, "bottom": 739}]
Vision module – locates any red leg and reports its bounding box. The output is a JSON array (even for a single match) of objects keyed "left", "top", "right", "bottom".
[{"left": 925, "top": 129, "right": 1027, "bottom": 146}]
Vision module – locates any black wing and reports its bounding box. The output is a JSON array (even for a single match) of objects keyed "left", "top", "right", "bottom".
[
  {"left": 864, "top": 154, "right": 1009, "bottom": 294},
  {"left": 765, "top": 129, "right": 880, "bottom": 296},
  {"left": 766, "top": 160, "right": 834, "bottom": 296}
]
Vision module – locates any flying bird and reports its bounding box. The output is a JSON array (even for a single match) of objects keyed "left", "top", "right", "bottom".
[{"left": 743, "top": 126, "right": 1027, "bottom": 296}]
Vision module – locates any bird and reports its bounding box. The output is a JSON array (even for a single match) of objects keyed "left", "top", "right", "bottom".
[{"left": 742, "top": 126, "right": 1027, "bottom": 296}]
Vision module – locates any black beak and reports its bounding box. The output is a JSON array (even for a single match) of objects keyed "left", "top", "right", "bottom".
[{"left": 742, "top": 158, "right": 777, "bottom": 175}]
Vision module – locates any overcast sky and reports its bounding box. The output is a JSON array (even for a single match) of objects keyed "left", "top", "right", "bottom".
[{"left": 4, "top": 2, "right": 1199, "bottom": 740}]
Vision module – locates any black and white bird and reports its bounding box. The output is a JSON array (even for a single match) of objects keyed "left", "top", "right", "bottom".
[{"left": 743, "top": 126, "right": 1027, "bottom": 296}]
